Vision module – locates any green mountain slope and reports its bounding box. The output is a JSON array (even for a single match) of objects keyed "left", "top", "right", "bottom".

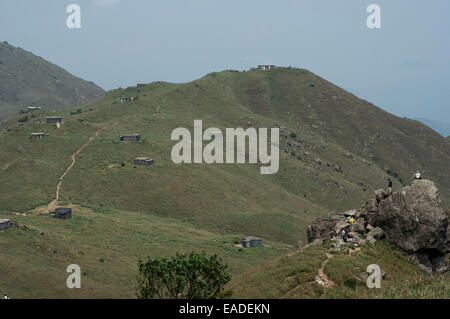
[
  {"left": 229, "top": 241, "right": 450, "bottom": 298},
  {"left": 0, "top": 67, "right": 449, "bottom": 297},
  {"left": 0, "top": 41, "right": 104, "bottom": 120}
]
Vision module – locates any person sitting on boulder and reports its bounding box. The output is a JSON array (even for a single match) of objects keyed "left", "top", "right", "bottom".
[
  {"left": 414, "top": 171, "right": 421, "bottom": 180},
  {"left": 340, "top": 229, "right": 348, "bottom": 243},
  {"left": 2, "top": 292, "right": 9, "bottom": 299}
]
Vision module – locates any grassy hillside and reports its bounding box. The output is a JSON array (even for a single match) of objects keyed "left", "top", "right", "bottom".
[
  {"left": 0, "top": 67, "right": 449, "bottom": 298},
  {"left": 0, "top": 41, "right": 104, "bottom": 120},
  {"left": 229, "top": 240, "right": 450, "bottom": 298},
  {"left": 0, "top": 205, "right": 292, "bottom": 298}
]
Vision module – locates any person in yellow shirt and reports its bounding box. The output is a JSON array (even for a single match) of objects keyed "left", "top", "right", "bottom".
[{"left": 348, "top": 217, "right": 355, "bottom": 229}]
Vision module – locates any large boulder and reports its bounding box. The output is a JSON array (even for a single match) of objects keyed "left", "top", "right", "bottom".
[
  {"left": 373, "top": 180, "right": 448, "bottom": 255},
  {"left": 306, "top": 179, "right": 449, "bottom": 274}
]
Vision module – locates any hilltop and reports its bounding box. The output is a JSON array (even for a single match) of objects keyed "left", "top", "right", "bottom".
[
  {"left": 0, "top": 41, "right": 104, "bottom": 120},
  {"left": 0, "top": 67, "right": 449, "bottom": 297}
]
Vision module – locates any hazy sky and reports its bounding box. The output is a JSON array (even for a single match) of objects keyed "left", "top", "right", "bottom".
[{"left": 0, "top": 0, "right": 449, "bottom": 122}]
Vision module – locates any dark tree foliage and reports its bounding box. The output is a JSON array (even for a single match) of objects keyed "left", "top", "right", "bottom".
[{"left": 136, "top": 251, "right": 231, "bottom": 299}]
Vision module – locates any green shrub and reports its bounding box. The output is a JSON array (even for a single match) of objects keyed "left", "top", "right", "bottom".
[{"left": 137, "top": 251, "right": 232, "bottom": 299}]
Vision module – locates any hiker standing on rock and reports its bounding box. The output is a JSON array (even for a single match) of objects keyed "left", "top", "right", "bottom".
[
  {"left": 388, "top": 178, "right": 393, "bottom": 189},
  {"left": 2, "top": 292, "right": 9, "bottom": 299},
  {"left": 414, "top": 171, "right": 421, "bottom": 180}
]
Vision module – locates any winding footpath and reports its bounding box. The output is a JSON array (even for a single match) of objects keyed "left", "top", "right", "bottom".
[{"left": 47, "top": 121, "right": 118, "bottom": 212}]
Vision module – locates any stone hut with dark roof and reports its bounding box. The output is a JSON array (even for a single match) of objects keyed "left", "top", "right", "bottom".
[
  {"left": 31, "top": 133, "right": 46, "bottom": 139},
  {"left": 120, "top": 134, "right": 140, "bottom": 142},
  {"left": 134, "top": 157, "right": 154, "bottom": 166},
  {"left": 46, "top": 116, "right": 62, "bottom": 123},
  {"left": 0, "top": 219, "right": 11, "bottom": 230},
  {"left": 51, "top": 207, "right": 72, "bottom": 219},
  {"left": 242, "top": 236, "right": 263, "bottom": 248}
]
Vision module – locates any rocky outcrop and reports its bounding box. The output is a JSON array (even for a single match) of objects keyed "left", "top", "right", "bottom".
[
  {"left": 306, "top": 179, "right": 449, "bottom": 274},
  {"left": 368, "top": 180, "right": 447, "bottom": 255},
  {"left": 307, "top": 214, "right": 346, "bottom": 243}
]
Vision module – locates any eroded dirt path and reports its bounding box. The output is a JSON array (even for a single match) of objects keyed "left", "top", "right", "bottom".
[
  {"left": 47, "top": 121, "right": 118, "bottom": 212},
  {"left": 2, "top": 160, "right": 16, "bottom": 171},
  {"left": 315, "top": 253, "right": 335, "bottom": 289}
]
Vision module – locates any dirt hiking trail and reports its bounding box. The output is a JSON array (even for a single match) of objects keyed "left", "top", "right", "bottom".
[{"left": 47, "top": 121, "right": 118, "bottom": 212}]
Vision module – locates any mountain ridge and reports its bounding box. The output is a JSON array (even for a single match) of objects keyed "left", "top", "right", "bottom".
[
  {"left": 0, "top": 41, "right": 105, "bottom": 120},
  {"left": 0, "top": 67, "right": 449, "bottom": 297}
]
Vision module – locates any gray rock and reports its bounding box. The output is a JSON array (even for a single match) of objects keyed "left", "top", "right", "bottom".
[
  {"left": 352, "top": 218, "right": 365, "bottom": 233},
  {"left": 431, "top": 255, "right": 449, "bottom": 274},
  {"left": 306, "top": 213, "right": 345, "bottom": 243},
  {"left": 344, "top": 209, "right": 357, "bottom": 217},
  {"left": 374, "top": 189, "right": 388, "bottom": 202},
  {"left": 347, "top": 232, "right": 365, "bottom": 246},
  {"left": 366, "top": 235, "right": 376, "bottom": 245},
  {"left": 304, "top": 238, "right": 324, "bottom": 248},
  {"left": 367, "top": 227, "right": 385, "bottom": 240},
  {"left": 359, "top": 198, "right": 379, "bottom": 226},
  {"left": 412, "top": 254, "right": 433, "bottom": 275}
]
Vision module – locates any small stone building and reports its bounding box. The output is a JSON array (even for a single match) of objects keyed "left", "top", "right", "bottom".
[
  {"left": 0, "top": 219, "right": 11, "bottom": 230},
  {"left": 51, "top": 207, "right": 72, "bottom": 219},
  {"left": 27, "top": 106, "right": 42, "bottom": 111},
  {"left": 134, "top": 157, "right": 154, "bottom": 166},
  {"left": 120, "top": 97, "right": 131, "bottom": 103},
  {"left": 46, "top": 116, "right": 62, "bottom": 123},
  {"left": 120, "top": 134, "right": 140, "bottom": 141},
  {"left": 31, "top": 133, "right": 46, "bottom": 139},
  {"left": 257, "top": 65, "right": 276, "bottom": 70},
  {"left": 137, "top": 83, "right": 145, "bottom": 88},
  {"left": 242, "top": 236, "right": 263, "bottom": 248}
]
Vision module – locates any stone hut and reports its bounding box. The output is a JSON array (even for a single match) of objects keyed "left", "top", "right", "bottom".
[
  {"left": 134, "top": 157, "right": 154, "bottom": 166},
  {"left": 31, "top": 133, "right": 46, "bottom": 139},
  {"left": 27, "top": 106, "right": 42, "bottom": 111},
  {"left": 0, "top": 219, "right": 11, "bottom": 230},
  {"left": 242, "top": 236, "right": 263, "bottom": 248},
  {"left": 120, "top": 134, "right": 140, "bottom": 142},
  {"left": 120, "top": 97, "right": 131, "bottom": 103},
  {"left": 137, "top": 84, "right": 145, "bottom": 88},
  {"left": 51, "top": 207, "right": 72, "bottom": 219},
  {"left": 46, "top": 116, "right": 62, "bottom": 123}
]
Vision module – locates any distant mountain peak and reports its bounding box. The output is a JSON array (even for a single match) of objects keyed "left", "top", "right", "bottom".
[{"left": 0, "top": 41, "right": 104, "bottom": 120}]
